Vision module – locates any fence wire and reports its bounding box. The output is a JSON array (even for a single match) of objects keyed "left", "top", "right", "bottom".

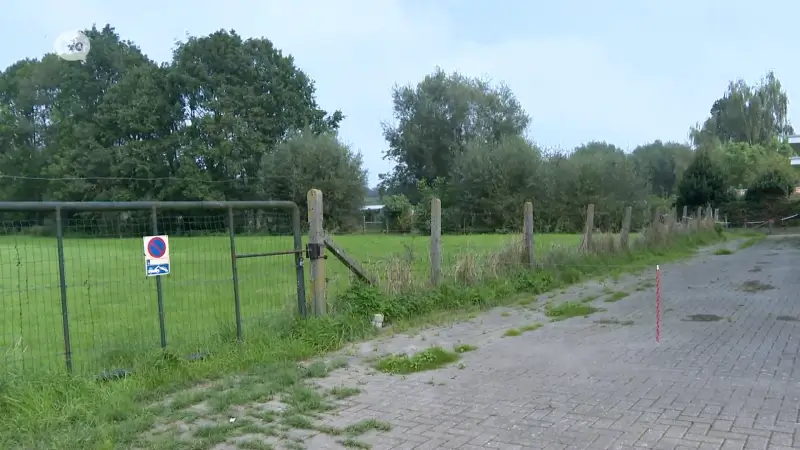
[
  {"left": 325, "top": 204, "right": 720, "bottom": 306},
  {"left": 0, "top": 206, "right": 301, "bottom": 375}
]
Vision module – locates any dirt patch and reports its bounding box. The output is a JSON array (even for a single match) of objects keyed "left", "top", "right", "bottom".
[
  {"left": 684, "top": 314, "right": 723, "bottom": 322},
  {"left": 738, "top": 280, "right": 774, "bottom": 293}
]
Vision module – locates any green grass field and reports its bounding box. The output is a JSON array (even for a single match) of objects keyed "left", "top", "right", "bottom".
[{"left": 0, "top": 232, "right": 582, "bottom": 374}]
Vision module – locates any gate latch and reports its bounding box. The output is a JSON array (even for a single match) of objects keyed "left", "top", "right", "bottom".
[{"left": 306, "top": 243, "right": 326, "bottom": 260}]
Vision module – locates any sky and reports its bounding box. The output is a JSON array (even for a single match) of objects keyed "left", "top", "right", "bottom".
[{"left": 3, "top": 0, "right": 800, "bottom": 187}]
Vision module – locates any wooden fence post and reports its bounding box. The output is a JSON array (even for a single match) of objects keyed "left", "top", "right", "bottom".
[
  {"left": 580, "top": 204, "right": 595, "bottom": 252},
  {"left": 668, "top": 207, "right": 677, "bottom": 233},
  {"left": 682, "top": 205, "right": 688, "bottom": 224},
  {"left": 620, "top": 206, "right": 632, "bottom": 250},
  {"left": 430, "top": 198, "right": 442, "bottom": 287},
  {"left": 523, "top": 201, "right": 534, "bottom": 267},
  {"left": 695, "top": 206, "right": 702, "bottom": 230},
  {"left": 307, "top": 189, "right": 326, "bottom": 316}
]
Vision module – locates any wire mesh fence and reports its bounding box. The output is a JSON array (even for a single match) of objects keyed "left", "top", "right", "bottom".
[
  {"left": 0, "top": 195, "right": 722, "bottom": 375},
  {"left": 0, "top": 201, "right": 305, "bottom": 375}
]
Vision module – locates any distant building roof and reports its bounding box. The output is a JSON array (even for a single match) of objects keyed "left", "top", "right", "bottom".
[
  {"left": 361, "top": 205, "right": 384, "bottom": 211},
  {"left": 789, "top": 135, "right": 800, "bottom": 155}
]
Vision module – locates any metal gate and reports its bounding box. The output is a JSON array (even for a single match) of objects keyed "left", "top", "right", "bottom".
[{"left": 0, "top": 200, "right": 306, "bottom": 373}]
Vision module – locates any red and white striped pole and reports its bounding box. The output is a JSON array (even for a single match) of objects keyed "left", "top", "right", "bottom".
[{"left": 656, "top": 264, "right": 661, "bottom": 343}]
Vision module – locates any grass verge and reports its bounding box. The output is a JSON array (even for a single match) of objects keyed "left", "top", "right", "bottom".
[{"left": 0, "top": 226, "right": 726, "bottom": 449}]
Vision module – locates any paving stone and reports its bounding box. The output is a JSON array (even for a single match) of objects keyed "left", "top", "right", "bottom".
[{"left": 311, "top": 237, "right": 800, "bottom": 449}]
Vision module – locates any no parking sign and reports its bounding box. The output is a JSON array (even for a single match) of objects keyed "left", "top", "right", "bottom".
[{"left": 143, "top": 235, "right": 171, "bottom": 276}]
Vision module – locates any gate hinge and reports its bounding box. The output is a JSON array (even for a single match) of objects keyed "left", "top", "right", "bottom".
[{"left": 306, "top": 243, "right": 326, "bottom": 260}]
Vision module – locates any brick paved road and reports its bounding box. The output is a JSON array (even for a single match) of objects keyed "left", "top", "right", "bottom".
[{"left": 312, "top": 236, "right": 800, "bottom": 449}]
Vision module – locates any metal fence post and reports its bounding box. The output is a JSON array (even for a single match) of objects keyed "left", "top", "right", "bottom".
[
  {"left": 151, "top": 206, "right": 167, "bottom": 349},
  {"left": 55, "top": 207, "right": 73, "bottom": 372},
  {"left": 291, "top": 205, "right": 308, "bottom": 317},
  {"left": 227, "top": 207, "right": 243, "bottom": 341}
]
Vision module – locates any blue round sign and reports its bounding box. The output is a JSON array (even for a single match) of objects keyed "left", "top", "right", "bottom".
[{"left": 147, "top": 237, "right": 167, "bottom": 258}]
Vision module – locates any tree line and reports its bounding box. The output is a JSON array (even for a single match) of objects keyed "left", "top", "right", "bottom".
[{"left": 0, "top": 25, "right": 796, "bottom": 234}]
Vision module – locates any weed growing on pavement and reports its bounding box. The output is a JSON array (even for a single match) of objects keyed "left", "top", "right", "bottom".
[{"left": 374, "top": 347, "right": 460, "bottom": 374}]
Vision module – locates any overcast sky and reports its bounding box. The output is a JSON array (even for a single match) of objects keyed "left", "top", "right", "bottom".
[{"left": 3, "top": 0, "right": 799, "bottom": 186}]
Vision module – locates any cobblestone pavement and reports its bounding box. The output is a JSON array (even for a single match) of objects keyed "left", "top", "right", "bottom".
[{"left": 310, "top": 236, "right": 800, "bottom": 449}]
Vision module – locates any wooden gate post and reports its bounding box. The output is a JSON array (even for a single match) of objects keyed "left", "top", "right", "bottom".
[{"left": 307, "top": 189, "right": 326, "bottom": 316}]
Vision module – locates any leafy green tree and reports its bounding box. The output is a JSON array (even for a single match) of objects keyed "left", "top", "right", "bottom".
[
  {"left": 555, "top": 143, "right": 649, "bottom": 231},
  {"left": 745, "top": 167, "right": 797, "bottom": 202},
  {"left": 631, "top": 141, "right": 694, "bottom": 197},
  {"left": 412, "top": 177, "right": 449, "bottom": 234},
  {"left": 447, "top": 135, "right": 543, "bottom": 232},
  {"left": 691, "top": 71, "right": 793, "bottom": 147},
  {"left": 676, "top": 149, "right": 729, "bottom": 209},
  {"left": 379, "top": 68, "right": 530, "bottom": 201},
  {"left": 381, "top": 194, "right": 414, "bottom": 233},
  {"left": 172, "top": 30, "right": 343, "bottom": 202},
  {"left": 0, "top": 25, "right": 346, "bottom": 226},
  {"left": 260, "top": 130, "right": 367, "bottom": 230}
]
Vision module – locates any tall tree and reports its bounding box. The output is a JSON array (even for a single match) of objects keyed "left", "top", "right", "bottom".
[
  {"left": 676, "top": 149, "right": 728, "bottom": 209},
  {"left": 379, "top": 68, "right": 530, "bottom": 201},
  {"left": 447, "top": 135, "right": 543, "bottom": 231},
  {"left": 631, "top": 140, "right": 694, "bottom": 197},
  {"left": 260, "top": 130, "right": 367, "bottom": 229},
  {"left": 171, "top": 30, "right": 343, "bottom": 201},
  {"left": 691, "top": 71, "right": 793, "bottom": 147}
]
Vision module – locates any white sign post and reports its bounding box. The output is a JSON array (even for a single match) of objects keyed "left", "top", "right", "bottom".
[{"left": 143, "top": 235, "right": 171, "bottom": 276}]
